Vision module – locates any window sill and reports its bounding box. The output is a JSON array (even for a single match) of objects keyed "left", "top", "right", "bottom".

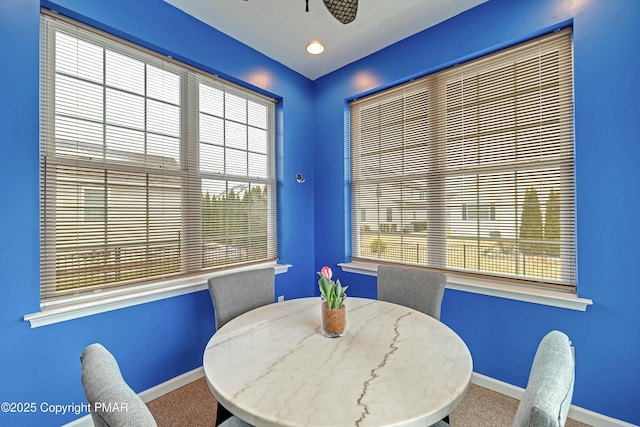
[
  {"left": 24, "top": 262, "right": 291, "bottom": 328},
  {"left": 338, "top": 261, "right": 592, "bottom": 312}
]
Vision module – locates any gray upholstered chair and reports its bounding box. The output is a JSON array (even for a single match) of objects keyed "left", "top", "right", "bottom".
[
  {"left": 81, "top": 343, "right": 157, "bottom": 427},
  {"left": 512, "top": 330, "right": 575, "bottom": 427},
  {"left": 377, "top": 264, "right": 447, "bottom": 320},
  {"left": 207, "top": 267, "right": 275, "bottom": 426},
  {"left": 207, "top": 267, "right": 275, "bottom": 331},
  {"left": 81, "top": 343, "right": 251, "bottom": 427},
  {"left": 431, "top": 330, "right": 575, "bottom": 427}
]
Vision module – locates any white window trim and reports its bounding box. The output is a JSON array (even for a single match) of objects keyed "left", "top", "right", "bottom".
[
  {"left": 39, "top": 12, "right": 279, "bottom": 307},
  {"left": 339, "top": 261, "right": 592, "bottom": 311},
  {"left": 24, "top": 262, "right": 291, "bottom": 328},
  {"left": 349, "top": 29, "right": 577, "bottom": 292}
]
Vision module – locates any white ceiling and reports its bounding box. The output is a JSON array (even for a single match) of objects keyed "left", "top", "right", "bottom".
[{"left": 163, "top": 0, "right": 487, "bottom": 80}]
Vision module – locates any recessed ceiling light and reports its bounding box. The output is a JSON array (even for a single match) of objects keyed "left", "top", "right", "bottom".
[{"left": 306, "top": 41, "right": 325, "bottom": 55}]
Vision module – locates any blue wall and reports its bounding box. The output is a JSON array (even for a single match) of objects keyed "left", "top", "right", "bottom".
[
  {"left": 0, "top": 0, "right": 316, "bottom": 425},
  {"left": 1, "top": 0, "right": 638, "bottom": 425},
  {"left": 313, "top": 0, "right": 640, "bottom": 424}
]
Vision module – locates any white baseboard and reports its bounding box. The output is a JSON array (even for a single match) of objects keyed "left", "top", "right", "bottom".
[
  {"left": 471, "top": 372, "right": 638, "bottom": 427},
  {"left": 62, "top": 367, "right": 205, "bottom": 427},
  {"left": 138, "top": 366, "right": 204, "bottom": 402}
]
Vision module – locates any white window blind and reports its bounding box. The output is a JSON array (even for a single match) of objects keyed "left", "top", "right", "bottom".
[
  {"left": 40, "top": 12, "right": 277, "bottom": 303},
  {"left": 350, "top": 28, "right": 575, "bottom": 290}
]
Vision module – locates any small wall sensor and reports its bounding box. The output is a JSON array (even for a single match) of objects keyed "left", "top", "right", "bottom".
[{"left": 296, "top": 174, "right": 305, "bottom": 183}]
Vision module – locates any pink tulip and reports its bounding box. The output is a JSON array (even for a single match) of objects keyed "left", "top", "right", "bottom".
[{"left": 320, "top": 266, "right": 332, "bottom": 280}]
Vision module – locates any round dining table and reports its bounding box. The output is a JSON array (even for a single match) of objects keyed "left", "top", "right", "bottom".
[{"left": 203, "top": 297, "right": 472, "bottom": 427}]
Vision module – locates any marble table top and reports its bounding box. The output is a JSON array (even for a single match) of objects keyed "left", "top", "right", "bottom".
[{"left": 203, "top": 297, "right": 472, "bottom": 427}]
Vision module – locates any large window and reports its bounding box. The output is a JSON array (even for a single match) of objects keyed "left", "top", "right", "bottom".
[
  {"left": 350, "top": 28, "right": 575, "bottom": 290},
  {"left": 40, "top": 13, "right": 277, "bottom": 303}
]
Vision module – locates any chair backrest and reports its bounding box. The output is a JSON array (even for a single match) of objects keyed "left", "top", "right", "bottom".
[
  {"left": 513, "top": 330, "right": 575, "bottom": 427},
  {"left": 80, "top": 343, "right": 157, "bottom": 427},
  {"left": 377, "top": 265, "right": 447, "bottom": 320},
  {"left": 208, "top": 267, "right": 275, "bottom": 331}
]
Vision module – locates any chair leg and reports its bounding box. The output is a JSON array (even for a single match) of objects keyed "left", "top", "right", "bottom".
[{"left": 215, "top": 402, "right": 232, "bottom": 426}]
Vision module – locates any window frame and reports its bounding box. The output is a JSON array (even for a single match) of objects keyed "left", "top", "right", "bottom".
[
  {"left": 349, "top": 27, "right": 578, "bottom": 293},
  {"left": 36, "top": 10, "right": 279, "bottom": 311}
]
